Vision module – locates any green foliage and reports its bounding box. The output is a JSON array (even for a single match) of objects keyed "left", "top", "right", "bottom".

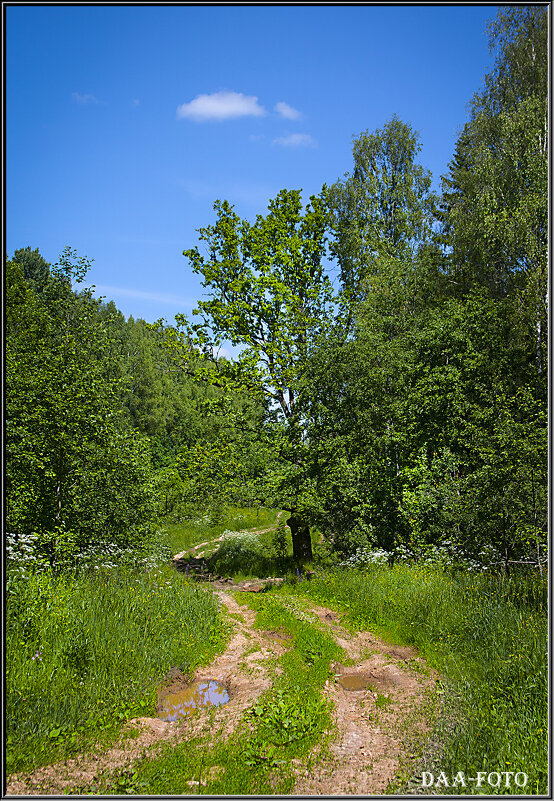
[
  {"left": 5, "top": 252, "right": 158, "bottom": 568},
  {"left": 326, "top": 115, "right": 438, "bottom": 305},
  {"left": 171, "top": 189, "right": 341, "bottom": 559},
  {"left": 300, "top": 11, "right": 547, "bottom": 567},
  {"left": 246, "top": 685, "right": 329, "bottom": 755},
  {"left": 163, "top": 506, "right": 280, "bottom": 556},
  {"left": 12, "top": 245, "right": 52, "bottom": 290},
  {"left": 208, "top": 531, "right": 265, "bottom": 575},
  {"left": 167, "top": 395, "right": 273, "bottom": 518},
  {"left": 5, "top": 564, "right": 223, "bottom": 774},
  {"left": 439, "top": 6, "right": 547, "bottom": 372},
  {"left": 96, "top": 306, "right": 261, "bottom": 470},
  {"left": 480, "top": 6, "right": 547, "bottom": 116},
  {"left": 180, "top": 189, "right": 334, "bottom": 411},
  {"left": 206, "top": 527, "right": 304, "bottom": 579},
  {"left": 271, "top": 519, "right": 290, "bottom": 559}
]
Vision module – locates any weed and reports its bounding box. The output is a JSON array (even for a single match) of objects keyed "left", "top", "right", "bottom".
[
  {"left": 375, "top": 692, "right": 392, "bottom": 709},
  {"left": 247, "top": 687, "right": 328, "bottom": 747}
]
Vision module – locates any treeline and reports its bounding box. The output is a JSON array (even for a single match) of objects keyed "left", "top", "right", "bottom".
[
  {"left": 5, "top": 247, "right": 268, "bottom": 570},
  {"left": 6, "top": 7, "right": 547, "bottom": 574}
]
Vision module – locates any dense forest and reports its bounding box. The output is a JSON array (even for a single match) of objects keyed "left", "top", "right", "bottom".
[
  {"left": 5, "top": 7, "right": 548, "bottom": 794},
  {"left": 6, "top": 7, "right": 547, "bottom": 575}
]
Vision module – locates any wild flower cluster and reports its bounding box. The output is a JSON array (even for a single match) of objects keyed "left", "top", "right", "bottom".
[
  {"left": 191, "top": 514, "right": 213, "bottom": 526},
  {"left": 6, "top": 529, "right": 172, "bottom": 581},
  {"left": 220, "top": 530, "right": 262, "bottom": 552},
  {"left": 339, "top": 541, "right": 517, "bottom": 572},
  {"left": 75, "top": 537, "right": 172, "bottom": 572},
  {"left": 209, "top": 530, "right": 264, "bottom": 574},
  {"left": 5, "top": 531, "right": 50, "bottom": 577},
  {"left": 339, "top": 548, "right": 390, "bottom": 569},
  {"left": 394, "top": 542, "right": 485, "bottom": 571}
]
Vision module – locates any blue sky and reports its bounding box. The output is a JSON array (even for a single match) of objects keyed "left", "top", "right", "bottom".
[{"left": 7, "top": 4, "right": 499, "bottom": 323}]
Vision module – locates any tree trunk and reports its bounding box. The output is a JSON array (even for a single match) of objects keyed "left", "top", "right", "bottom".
[{"left": 287, "top": 514, "right": 313, "bottom": 562}]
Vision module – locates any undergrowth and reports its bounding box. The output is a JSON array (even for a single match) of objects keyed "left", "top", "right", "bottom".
[{"left": 162, "top": 507, "right": 281, "bottom": 557}]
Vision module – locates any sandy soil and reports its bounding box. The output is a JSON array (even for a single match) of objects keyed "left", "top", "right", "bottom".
[{"left": 292, "top": 605, "right": 436, "bottom": 794}]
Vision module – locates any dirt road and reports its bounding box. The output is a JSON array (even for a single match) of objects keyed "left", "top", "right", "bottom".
[{"left": 6, "top": 577, "right": 437, "bottom": 796}]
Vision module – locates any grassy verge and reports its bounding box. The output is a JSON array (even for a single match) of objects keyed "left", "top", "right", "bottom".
[
  {"left": 94, "top": 586, "right": 346, "bottom": 795},
  {"left": 165, "top": 506, "right": 325, "bottom": 579},
  {"left": 290, "top": 565, "right": 547, "bottom": 794},
  {"left": 163, "top": 506, "right": 281, "bottom": 557},
  {"left": 5, "top": 563, "right": 225, "bottom": 775}
]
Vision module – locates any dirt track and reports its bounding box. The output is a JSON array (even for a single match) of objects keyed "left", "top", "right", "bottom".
[{"left": 6, "top": 576, "right": 437, "bottom": 796}]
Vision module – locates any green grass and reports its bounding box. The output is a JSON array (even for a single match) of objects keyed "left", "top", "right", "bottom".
[
  {"left": 290, "top": 565, "right": 548, "bottom": 794},
  {"left": 95, "top": 584, "right": 345, "bottom": 795},
  {"left": 163, "top": 506, "right": 281, "bottom": 557},
  {"left": 165, "top": 506, "right": 327, "bottom": 579},
  {"left": 9, "top": 508, "right": 545, "bottom": 795},
  {"left": 5, "top": 564, "right": 226, "bottom": 775}
]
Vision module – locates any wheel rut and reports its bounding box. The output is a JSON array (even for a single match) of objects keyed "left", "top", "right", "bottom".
[{"left": 293, "top": 604, "right": 437, "bottom": 794}]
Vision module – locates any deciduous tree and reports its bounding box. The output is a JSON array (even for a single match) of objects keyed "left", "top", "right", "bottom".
[{"left": 174, "top": 189, "right": 335, "bottom": 560}]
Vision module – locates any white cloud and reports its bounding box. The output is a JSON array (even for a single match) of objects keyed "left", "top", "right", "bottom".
[
  {"left": 212, "top": 344, "right": 237, "bottom": 360},
  {"left": 272, "top": 133, "right": 317, "bottom": 148},
  {"left": 176, "top": 91, "right": 267, "bottom": 122},
  {"left": 274, "top": 101, "right": 302, "bottom": 120},
  {"left": 72, "top": 92, "right": 99, "bottom": 105}
]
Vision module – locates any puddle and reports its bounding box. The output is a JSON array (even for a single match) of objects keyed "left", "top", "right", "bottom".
[
  {"left": 338, "top": 674, "right": 373, "bottom": 691},
  {"left": 263, "top": 629, "right": 292, "bottom": 644},
  {"left": 158, "top": 680, "right": 230, "bottom": 721}
]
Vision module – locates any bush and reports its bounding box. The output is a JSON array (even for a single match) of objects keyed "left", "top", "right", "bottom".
[
  {"left": 208, "top": 530, "right": 265, "bottom": 575},
  {"left": 271, "top": 520, "right": 289, "bottom": 559}
]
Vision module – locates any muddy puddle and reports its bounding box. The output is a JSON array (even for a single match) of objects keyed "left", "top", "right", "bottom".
[
  {"left": 338, "top": 673, "right": 373, "bottom": 691},
  {"left": 263, "top": 629, "right": 292, "bottom": 644},
  {"left": 158, "top": 680, "right": 230, "bottom": 722}
]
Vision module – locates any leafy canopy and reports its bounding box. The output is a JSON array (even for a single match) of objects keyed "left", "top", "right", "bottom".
[{"left": 176, "top": 188, "right": 335, "bottom": 421}]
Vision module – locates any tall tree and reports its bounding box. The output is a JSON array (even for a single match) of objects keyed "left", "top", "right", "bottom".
[
  {"left": 294, "top": 118, "right": 443, "bottom": 556},
  {"left": 173, "top": 188, "right": 335, "bottom": 560},
  {"left": 11, "top": 246, "right": 52, "bottom": 291},
  {"left": 439, "top": 6, "right": 547, "bottom": 371},
  {"left": 6, "top": 249, "right": 157, "bottom": 568},
  {"left": 325, "top": 115, "right": 438, "bottom": 304}
]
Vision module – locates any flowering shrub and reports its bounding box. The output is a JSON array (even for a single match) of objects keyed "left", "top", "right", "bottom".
[
  {"left": 5, "top": 531, "right": 50, "bottom": 579},
  {"left": 209, "top": 530, "right": 265, "bottom": 575},
  {"left": 6, "top": 529, "right": 172, "bottom": 582},
  {"left": 338, "top": 540, "right": 514, "bottom": 573},
  {"left": 393, "top": 541, "right": 496, "bottom": 572},
  {"left": 74, "top": 536, "right": 172, "bottom": 573}
]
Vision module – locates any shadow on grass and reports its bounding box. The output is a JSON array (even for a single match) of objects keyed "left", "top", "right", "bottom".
[{"left": 205, "top": 536, "right": 312, "bottom": 581}]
